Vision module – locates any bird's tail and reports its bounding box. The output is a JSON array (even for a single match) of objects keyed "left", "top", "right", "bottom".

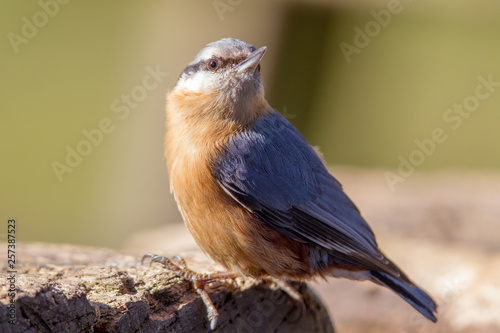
[{"left": 371, "top": 270, "right": 438, "bottom": 322}]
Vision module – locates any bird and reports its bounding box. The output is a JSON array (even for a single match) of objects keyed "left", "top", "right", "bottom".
[{"left": 150, "top": 37, "right": 437, "bottom": 329}]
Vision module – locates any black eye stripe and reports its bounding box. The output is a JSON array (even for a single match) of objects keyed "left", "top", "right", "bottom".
[
  {"left": 182, "top": 61, "right": 205, "bottom": 76},
  {"left": 220, "top": 57, "right": 246, "bottom": 67},
  {"left": 181, "top": 56, "right": 249, "bottom": 77}
]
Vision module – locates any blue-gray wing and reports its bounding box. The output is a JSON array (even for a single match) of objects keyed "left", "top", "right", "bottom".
[{"left": 214, "top": 111, "right": 389, "bottom": 271}]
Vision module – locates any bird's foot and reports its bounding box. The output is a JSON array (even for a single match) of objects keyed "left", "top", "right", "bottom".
[
  {"left": 141, "top": 254, "right": 238, "bottom": 330},
  {"left": 269, "top": 277, "right": 303, "bottom": 302}
]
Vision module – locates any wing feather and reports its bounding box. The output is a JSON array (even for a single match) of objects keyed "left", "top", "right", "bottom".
[{"left": 214, "top": 111, "right": 394, "bottom": 273}]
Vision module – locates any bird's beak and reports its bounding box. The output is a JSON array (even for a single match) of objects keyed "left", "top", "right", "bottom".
[{"left": 236, "top": 46, "right": 267, "bottom": 73}]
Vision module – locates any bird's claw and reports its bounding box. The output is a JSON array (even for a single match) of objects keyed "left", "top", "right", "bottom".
[
  {"left": 141, "top": 253, "right": 155, "bottom": 266},
  {"left": 141, "top": 253, "right": 237, "bottom": 330},
  {"left": 171, "top": 255, "right": 187, "bottom": 269}
]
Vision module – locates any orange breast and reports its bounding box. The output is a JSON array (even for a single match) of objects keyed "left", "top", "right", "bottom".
[{"left": 164, "top": 89, "right": 310, "bottom": 279}]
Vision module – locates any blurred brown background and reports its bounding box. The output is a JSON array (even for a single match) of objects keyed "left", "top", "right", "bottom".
[{"left": 1, "top": 0, "right": 499, "bottom": 332}]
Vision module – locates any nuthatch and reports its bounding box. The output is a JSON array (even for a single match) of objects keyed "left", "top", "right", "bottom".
[{"left": 147, "top": 38, "right": 437, "bottom": 329}]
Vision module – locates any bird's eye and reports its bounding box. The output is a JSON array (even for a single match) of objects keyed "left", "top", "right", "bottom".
[{"left": 207, "top": 58, "right": 220, "bottom": 71}]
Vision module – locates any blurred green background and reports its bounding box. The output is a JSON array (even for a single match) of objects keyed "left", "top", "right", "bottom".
[{"left": 1, "top": 0, "right": 499, "bottom": 248}]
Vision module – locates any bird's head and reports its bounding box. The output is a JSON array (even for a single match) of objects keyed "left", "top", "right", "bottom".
[{"left": 172, "top": 38, "right": 269, "bottom": 125}]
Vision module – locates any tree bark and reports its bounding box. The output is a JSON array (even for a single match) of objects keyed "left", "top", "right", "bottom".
[{"left": 0, "top": 243, "right": 334, "bottom": 333}]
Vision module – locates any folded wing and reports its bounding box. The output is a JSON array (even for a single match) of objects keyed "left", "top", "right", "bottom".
[{"left": 214, "top": 111, "right": 396, "bottom": 274}]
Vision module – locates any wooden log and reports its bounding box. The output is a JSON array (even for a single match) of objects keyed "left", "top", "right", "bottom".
[{"left": 0, "top": 243, "right": 335, "bottom": 333}]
